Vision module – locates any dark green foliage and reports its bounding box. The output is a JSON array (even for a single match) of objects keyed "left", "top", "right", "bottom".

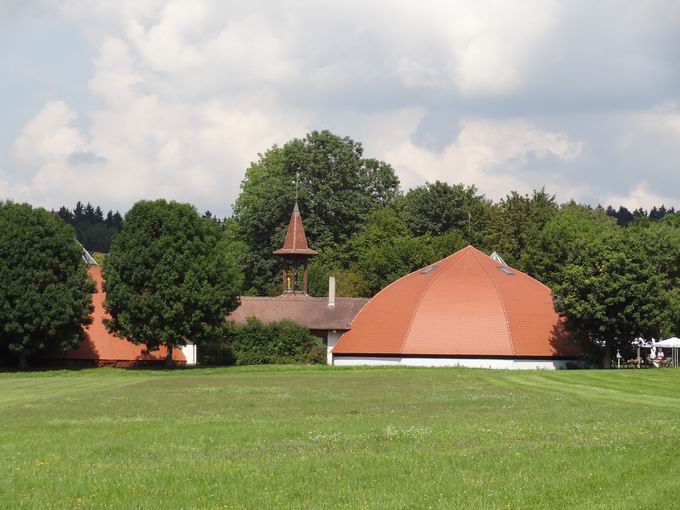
[
  {"left": 482, "top": 189, "right": 558, "bottom": 268},
  {"left": 552, "top": 229, "right": 668, "bottom": 367},
  {"left": 628, "top": 220, "right": 680, "bottom": 336},
  {"left": 233, "top": 130, "right": 400, "bottom": 293},
  {"left": 397, "top": 181, "right": 488, "bottom": 239},
  {"left": 303, "top": 208, "right": 466, "bottom": 297},
  {"left": 523, "top": 203, "right": 617, "bottom": 287},
  {"left": 197, "top": 338, "right": 236, "bottom": 366},
  {"left": 103, "top": 200, "right": 242, "bottom": 364},
  {"left": 525, "top": 203, "right": 680, "bottom": 367},
  {"left": 343, "top": 208, "right": 465, "bottom": 296},
  {"left": 0, "top": 202, "right": 94, "bottom": 367},
  {"left": 56, "top": 202, "right": 124, "bottom": 252},
  {"left": 649, "top": 205, "right": 675, "bottom": 222},
  {"left": 605, "top": 204, "right": 676, "bottom": 226},
  {"left": 227, "top": 318, "right": 325, "bottom": 365},
  {"left": 307, "top": 257, "right": 367, "bottom": 298}
]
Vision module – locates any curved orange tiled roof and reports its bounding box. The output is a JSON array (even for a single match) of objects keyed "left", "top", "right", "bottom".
[
  {"left": 333, "top": 246, "right": 579, "bottom": 358},
  {"left": 56, "top": 266, "right": 185, "bottom": 364}
]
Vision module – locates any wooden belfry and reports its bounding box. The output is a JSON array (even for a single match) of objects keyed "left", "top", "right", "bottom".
[{"left": 273, "top": 202, "right": 317, "bottom": 294}]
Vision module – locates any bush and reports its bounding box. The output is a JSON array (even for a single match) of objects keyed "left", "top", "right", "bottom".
[
  {"left": 197, "top": 338, "right": 236, "bottom": 366},
  {"left": 224, "top": 318, "right": 325, "bottom": 365}
]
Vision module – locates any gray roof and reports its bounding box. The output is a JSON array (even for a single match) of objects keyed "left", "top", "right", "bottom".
[{"left": 229, "top": 295, "right": 369, "bottom": 331}]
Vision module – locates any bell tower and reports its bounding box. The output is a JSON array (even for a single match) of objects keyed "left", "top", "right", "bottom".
[{"left": 273, "top": 201, "right": 317, "bottom": 295}]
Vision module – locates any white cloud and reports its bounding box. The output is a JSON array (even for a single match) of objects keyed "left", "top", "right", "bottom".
[
  {"left": 381, "top": 117, "right": 584, "bottom": 199},
  {"left": 605, "top": 183, "right": 677, "bottom": 211},
  {"left": 14, "top": 101, "right": 87, "bottom": 165},
  {"left": 11, "top": 87, "right": 310, "bottom": 212},
  {"left": 3, "top": 0, "right": 680, "bottom": 214}
]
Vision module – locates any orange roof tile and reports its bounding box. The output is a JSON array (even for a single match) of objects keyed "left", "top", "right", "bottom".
[
  {"left": 333, "top": 246, "right": 580, "bottom": 358},
  {"left": 273, "top": 202, "right": 317, "bottom": 256},
  {"left": 55, "top": 266, "right": 186, "bottom": 363}
]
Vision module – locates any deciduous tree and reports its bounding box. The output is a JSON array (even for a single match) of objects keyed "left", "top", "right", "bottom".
[
  {"left": 396, "top": 181, "right": 487, "bottom": 238},
  {"left": 233, "top": 130, "right": 400, "bottom": 293},
  {"left": 0, "top": 202, "right": 94, "bottom": 368},
  {"left": 104, "top": 200, "right": 242, "bottom": 366},
  {"left": 483, "top": 189, "right": 558, "bottom": 269},
  {"left": 523, "top": 203, "right": 616, "bottom": 286},
  {"left": 552, "top": 229, "right": 667, "bottom": 367},
  {"left": 345, "top": 208, "right": 465, "bottom": 295}
]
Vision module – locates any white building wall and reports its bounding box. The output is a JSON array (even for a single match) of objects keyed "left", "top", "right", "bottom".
[
  {"left": 181, "top": 342, "right": 197, "bottom": 365},
  {"left": 331, "top": 356, "right": 583, "bottom": 370},
  {"left": 326, "top": 331, "right": 343, "bottom": 365}
]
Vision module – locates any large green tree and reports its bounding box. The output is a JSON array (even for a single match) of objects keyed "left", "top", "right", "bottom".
[
  {"left": 628, "top": 219, "right": 680, "bottom": 336},
  {"left": 307, "top": 251, "right": 368, "bottom": 298},
  {"left": 104, "top": 200, "right": 242, "bottom": 366},
  {"left": 233, "top": 130, "right": 400, "bottom": 293},
  {"left": 344, "top": 208, "right": 465, "bottom": 296},
  {"left": 396, "top": 181, "right": 489, "bottom": 240},
  {"left": 523, "top": 203, "right": 617, "bottom": 287},
  {"left": 552, "top": 229, "right": 668, "bottom": 367},
  {"left": 0, "top": 202, "right": 94, "bottom": 368},
  {"left": 483, "top": 189, "right": 558, "bottom": 268}
]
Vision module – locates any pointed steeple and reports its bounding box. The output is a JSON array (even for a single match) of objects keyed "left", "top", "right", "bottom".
[
  {"left": 273, "top": 201, "right": 317, "bottom": 256},
  {"left": 274, "top": 202, "right": 317, "bottom": 295}
]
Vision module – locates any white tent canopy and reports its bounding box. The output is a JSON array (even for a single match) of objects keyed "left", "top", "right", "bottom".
[{"left": 654, "top": 337, "right": 680, "bottom": 348}]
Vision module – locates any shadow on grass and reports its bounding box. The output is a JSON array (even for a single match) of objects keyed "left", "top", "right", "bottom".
[{"left": 0, "top": 366, "right": 97, "bottom": 374}]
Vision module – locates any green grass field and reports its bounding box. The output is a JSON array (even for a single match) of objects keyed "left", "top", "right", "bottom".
[{"left": 1, "top": 366, "right": 679, "bottom": 509}]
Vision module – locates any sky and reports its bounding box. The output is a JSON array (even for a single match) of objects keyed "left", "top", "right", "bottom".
[{"left": 2, "top": 0, "right": 680, "bottom": 216}]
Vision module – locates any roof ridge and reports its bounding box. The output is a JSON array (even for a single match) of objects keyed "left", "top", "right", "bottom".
[
  {"left": 398, "top": 249, "right": 467, "bottom": 354},
  {"left": 517, "top": 267, "right": 554, "bottom": 292},
  {"left": 292, "top": 202, "right": 299, "bottom": 249},
  {"left": 471, "top": 248, "right": 516, "bottom": 356}
]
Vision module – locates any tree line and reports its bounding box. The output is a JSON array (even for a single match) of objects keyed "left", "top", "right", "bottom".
[
  {"left": 605, "top": 204, "right": 676, "bottom": 227},
  {"left": 2, "top": 129, "right": 679, "bottom": 368},
  {"left": 229, "top": 131, "right": 680, "bottom": 367},
  {"left": 56, "top": 202, "right": 124, "bottom": 252}
]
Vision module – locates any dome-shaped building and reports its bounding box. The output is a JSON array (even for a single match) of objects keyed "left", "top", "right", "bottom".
[{"left": 332, "top": 246, "right": 581, "bottom": 369}]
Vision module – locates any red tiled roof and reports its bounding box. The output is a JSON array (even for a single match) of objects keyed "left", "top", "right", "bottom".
[
  {"left": 273, "top": 202, "right": 317, "bottom": 256},
  {"left": 55, "top": 266, "right": 186, "bottom": 363},
  {"left": 333, "top": 246, "right": 580, "bottom": 358},
  {"left": 229, "top": 295, "right": 368, "bottom": 331}
]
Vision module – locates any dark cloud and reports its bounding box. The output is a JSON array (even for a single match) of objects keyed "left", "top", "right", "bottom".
[{"left": 67, "top": 150, "right": 107, "bottom": 166}]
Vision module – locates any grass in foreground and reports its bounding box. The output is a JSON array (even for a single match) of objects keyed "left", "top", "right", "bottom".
[{"left": 1, "top": 365, "right": 679, "bottom": 509}]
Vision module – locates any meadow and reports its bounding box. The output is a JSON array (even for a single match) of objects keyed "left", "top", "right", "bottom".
[{"left": 1, "top": 366, "right": 679, "bottom": 509}]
